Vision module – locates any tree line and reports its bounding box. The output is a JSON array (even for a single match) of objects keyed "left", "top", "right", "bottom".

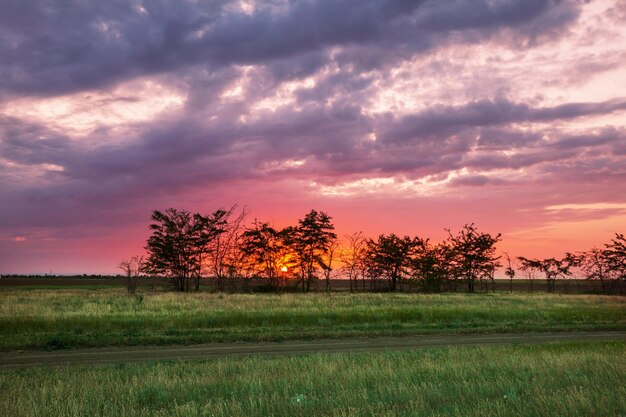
[
  {"left": 119, "top": 207, "right": 625, "bottom": 294},
  {"left": 517, "top": 234, "right": 626, "bottom": 294}
]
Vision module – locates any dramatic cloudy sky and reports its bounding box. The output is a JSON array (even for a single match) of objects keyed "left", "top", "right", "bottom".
[{"left": 1, "top": 0, "right": 625, "bottom": 274}]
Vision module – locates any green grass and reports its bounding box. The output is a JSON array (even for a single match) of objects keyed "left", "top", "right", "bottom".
[
  {"left": 1, "top": 289, "right": 624, "bottom": 351},
  {"left": 1, "top": 342, "right": 624, "bottom": 416}
]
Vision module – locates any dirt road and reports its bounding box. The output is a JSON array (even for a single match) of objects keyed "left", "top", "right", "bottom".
[{"left": 2, "top": 331, "right": 624, "bottom": 370}]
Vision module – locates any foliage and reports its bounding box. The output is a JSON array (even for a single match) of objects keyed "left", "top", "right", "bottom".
[
  {"left": 411, "top": 242, "right": 449, "bottom": 292},
  {"left": 518, "top": 254, "right": 578, "bottom": 293},
  {"left": 143, "top": 208, "right": 230, "bottom": 291},
  {"left": 503, "top": 253, "right": 515, "bottom": 293},
  {"left": 321, "top": 239, "right": 340, "bottom": 292},
  {"left": 204, "top": 205, "right": 248, "bottom": 290},
  {"left": 136, "top": 206, "right": 623, "bottom": 294},
  {"left": 240, "top": 221, "right": 286, "bottom": 288},
  {"left": 579, "top": 247, "right": 612, "bottom": 292},
  {"left": 603, "top": 233, "right": 626, "bottom": 281},
  {"left": 444, "top": 224, "right": 502, "bottom": 293},
  {"left": 144, "top": 209, "right": 207, "bottom": 291},
  {"left": 117, "top": 255, "right": 145, "bottom": 294},
  {"left": 517, "top": 257, "right": 540, "bottom": 292},
  {"left": 284, "top": 210, "right": 337, "bottom": 292},
  {"left": 574, "top": 234, "right": 626, "bottom": 294},
  {"left": 340, "top": 231, "right": 368, "bottom": 292},
  {"left": 365, "top": 234, "right": 424, "bottom": 291}
]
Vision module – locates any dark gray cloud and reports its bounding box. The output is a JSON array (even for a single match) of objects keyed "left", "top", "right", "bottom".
[
  {"left": 380, "top": 98, "right": 626, "bottom": 143},
  {"left": 0, "top": 0, "right": 578, "bottom": 98},
  {"left": 449, "top": 175, "right": 509, "bottom": 187},
  {"left": 0, "top": 116, "right": 73, "bottom": 166},
  {"left": 415, "top": 0, "right": 551, "bottom": 32}
]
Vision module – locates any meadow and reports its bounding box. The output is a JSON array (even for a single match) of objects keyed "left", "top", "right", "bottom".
[
  {"left": 1, "top": 288, "right": 624, "bottom": 351},
  {"left": 1, "top": 342, "right": 624, "bottom": 417}
]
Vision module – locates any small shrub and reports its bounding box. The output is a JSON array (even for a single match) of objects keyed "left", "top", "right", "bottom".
[
  {"left": 136, "top": 383, "right": 171, "bottom": 409},
  {"left": 44, "top": 335, "right": 68, "bottom": 351}
]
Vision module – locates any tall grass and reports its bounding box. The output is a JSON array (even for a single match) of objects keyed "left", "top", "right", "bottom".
[
  {"left": 1, "top": 342, "right": 624, "bottom": 416},
  {"left": 1, "top": 289, "right": 624, "bottom": 350}
]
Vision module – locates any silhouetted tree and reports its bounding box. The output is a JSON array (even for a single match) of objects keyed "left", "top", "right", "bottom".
[
  {"left": 118, "top": 255, "right": 145, "bottom": 294},
  {"left": 285, "top": 210, "right": 337, "bottom": 292},
  {"left": 517, "top": 257, "right": 541, "bottom": 293},
  {"left": 411, "top": 242, "right": 449, "bottom": 292},
  {"left": 504, "top": 252, "right": 516, "bottom": 293},
  {"left": 144, "top": 208, "right": 227, "bottom": 291},
  {"left": 204, "top": 205, "right": 247, "bottom": 291},
  {"left": 341, "top": 232, "right": 367, "bottom": 292},
  {"left": 518, "top": 254, "right": 578, "bottom": 293},
  {"left": 603, "top": 233, "right": 626, "bottom": 283},
  {"left": 144, "top": 209, "right": 202, "bottom": 291},
  {"left": 322, "top": 238, "right": 339, "bottom": 292},
  {"left": 575, "top": 234, "right": 626, "bottom": 294},
  {"left": 579, "top": 247, "right": 611, "bottom": 293},
  {"left": 445, "top": 224, "right": 502, "bottom": 293},
  {"left": 366, "top": 234, "right": 420, "bottom": 291},
  {"left": 240, "top": 220, "right": 285, "bottom": 289}
]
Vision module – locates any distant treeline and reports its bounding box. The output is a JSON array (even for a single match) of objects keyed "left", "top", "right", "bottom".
[
  {"left": 118, "top": 207, "right": 625, "bottom": 295},
  {"left": 0, "top": 274, "right": 118, "bottom": 279}
]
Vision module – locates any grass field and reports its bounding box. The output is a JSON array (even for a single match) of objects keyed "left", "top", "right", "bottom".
[
  {"left": 1, "top": 288, "right": 624, "bottom": 351},
  {"left": 1, "top": 342, "right": 624, "bottom": 417}
]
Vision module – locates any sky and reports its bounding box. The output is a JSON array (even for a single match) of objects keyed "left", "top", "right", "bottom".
[{"left": 1, "top": 0, "right": 625, "bottom": 274}]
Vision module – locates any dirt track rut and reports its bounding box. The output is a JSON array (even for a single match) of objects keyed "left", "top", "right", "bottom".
[{"left": 2, "top": 331, "right": 625, "bottom": 370}]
